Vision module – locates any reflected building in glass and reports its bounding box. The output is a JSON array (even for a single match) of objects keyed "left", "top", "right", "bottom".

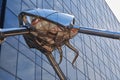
[{"left": 0, "top": 0, "right": 120, "bottom": 80}]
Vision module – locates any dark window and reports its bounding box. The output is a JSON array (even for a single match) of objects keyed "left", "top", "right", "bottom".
[
  {"left": 0, "top": 0, "right": 2, "bottom": 27},
  {"left": 0, "top": 0, "right": 7, "bottom": 28}
]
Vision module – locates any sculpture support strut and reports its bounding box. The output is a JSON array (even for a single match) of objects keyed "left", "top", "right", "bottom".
[
  {"left": 45, "top": 52, "right": 67, "bottom": 80},
  {"left": 78, "top": 27, "right": 120, "bottom": 39}
]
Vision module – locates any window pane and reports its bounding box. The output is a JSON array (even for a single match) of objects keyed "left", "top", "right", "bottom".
[
  {"left": 17, "top": 53, "right": 35, "bottom": 80},
  {"left": 35, "top": 65, "right": 41, "bottom": 80},
  {"left": 0, "top": 42, "right": 17, "bottom": 75},
  {"left": 0, "top": 69, "right": 15, "bottom": 80},
  {"left": 42, "top": 69, "right": 55, "bottom": 80}
]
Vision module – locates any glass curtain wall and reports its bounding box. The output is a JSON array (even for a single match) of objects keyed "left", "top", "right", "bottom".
[{"left": 0, "top": 0, "right": 120, "bottom": 80}]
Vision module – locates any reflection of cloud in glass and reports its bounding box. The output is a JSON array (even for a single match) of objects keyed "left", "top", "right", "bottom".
[{"left": 17, "top": 54, "right": 34, "bottom": 80}]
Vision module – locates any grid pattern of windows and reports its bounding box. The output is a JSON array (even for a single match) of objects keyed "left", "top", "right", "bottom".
[{"left": 0, "top": 0, "right": 120, "bottom": 80}]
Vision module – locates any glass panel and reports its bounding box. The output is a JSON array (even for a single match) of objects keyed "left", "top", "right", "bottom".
[
  {"left": 17, "top": 53, "right": 35, "bottom": 80},
  {"left": 76, "top": 56, "right": 84, "bottom": 73},
  {"left": 0, "top": 69, "right": 15, "bottom": 80},
  {"left": 0, "top": 42, "right": 17, "bottom": 75},
  {"left": 88, "top": 65, "right": 95, "bottom": 80},
  {"left": 19, "top": 43, "right": 35, "bottom": 62},
  {"left": 42, "top": 60, "right": 55, "bottom": 75},
  {"left": 67, "top": 62, "right": 77, "bottom": 80},
  {"left": 7, "top": 0, "right": 21, "bottom": 14},
  {"left": 35, "top": 65, "right": 42, "bottom": 80},
  {"left": 35, "top": 55, "right": 42, "bottom": 66},
  {"left": 77, "top": 70, "right": 85, "bottom": 80},
  {"left": 4, "top": 9, "right": 19, "bottom": 28},
  {"left": 22, "top": 0, "right": 35, "bottom": 8},
  {"left": 95, "top": 72, "right": 102, "bottom": 80},
  {"left": 42, "top": 69, "right": 55, "bottom": 80}
]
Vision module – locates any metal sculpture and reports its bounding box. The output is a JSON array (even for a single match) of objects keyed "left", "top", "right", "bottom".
[
  {"left": 20, "top": 10, "right": 79, "bottom": 65},
  {"left": 1, "top": 9, "right": 120, "bottom": 80}
]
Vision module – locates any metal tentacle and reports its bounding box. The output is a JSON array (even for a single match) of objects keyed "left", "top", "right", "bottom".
[
  {"left": 57, "top": 46, "right": 63, "bottom": 65},
  {"left": 65, "top": 41, "right": 79, "bottom": 65},
  {"left": 45, "top": 52, "right": 67, "bottom": 80}
]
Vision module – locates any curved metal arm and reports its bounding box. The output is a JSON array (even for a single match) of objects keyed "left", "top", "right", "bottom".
[
  {"left": 0, "top": 27, "right": 30, "bottom": 38},
  {"left": 0, "top": 27, "right": 30, "bottom": 43}
]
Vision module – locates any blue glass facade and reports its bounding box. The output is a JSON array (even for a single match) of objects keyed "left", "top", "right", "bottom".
[{"left": 0, "top": 0, "right": 120, "bottom": 80}]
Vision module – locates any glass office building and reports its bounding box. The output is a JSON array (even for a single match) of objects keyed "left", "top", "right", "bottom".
[{"left": 1, "top": 0, "right": 120, "bottom": 80}]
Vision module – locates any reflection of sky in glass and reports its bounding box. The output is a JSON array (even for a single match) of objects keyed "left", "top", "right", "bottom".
[
  {"left": 0, "top": 69, "right": 15, "bottom": 80},
  {"left": 17, "top": 53, "right": 34, "bottom": 80},
  {"left": 42, "top": 70, "right": 56, "bottom": 80},
  {"left": 19, "top": 43, "right": 35, "bottom": 62},
  {"left": 35, "top": 66, "right": 41, "bottom": 80},
  {"left": 0, "top": 42, "right": 17, "bottom": 75}
]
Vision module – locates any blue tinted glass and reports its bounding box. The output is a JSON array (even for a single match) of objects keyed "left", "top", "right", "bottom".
[
  {"left": 19, "top": 43, "right": 35, "bottom": 62},
  {"left": 54, "top": 0, "right": 63, "bottom": 11},
  {"left": 35, "top": 65, "right": 42, "bottom": 80},
  {"left": 30, "top": 0, "right": 36, "bottom": 6},
  {"left": 42, "top": 60, "right": 55, "bottom": 75},
  {"left": 0, "top": 69, "right": 15, "bottom": 80},
  {"left": 17, "top": 53, "right": 35, "bottom": 80},
  {"left": 7, "top": 0, "right": 21, "bottom": 14},
  {"left": 4, "top": 9, "right": 19, "bottom": 28},
  {"left": 77, "top": 70, "right": 85, "bottom": 80},
  {"left": 42, "top": 0, "right": 53, "bottom": 9},
  {"left": 0, "top": 42, "right": 17, "bottom": 75},
  {"left": 67, "top": 62, "right": 77, "bottom": 79},
  {"left": 22, "top": 0, "right": 35, "bottom": 8},
  {"left": 88, "top": 65, "right": 95, "bottom": 80},
  {"left": 42, "top": 69, "right": 55, "bottom": 80}
]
